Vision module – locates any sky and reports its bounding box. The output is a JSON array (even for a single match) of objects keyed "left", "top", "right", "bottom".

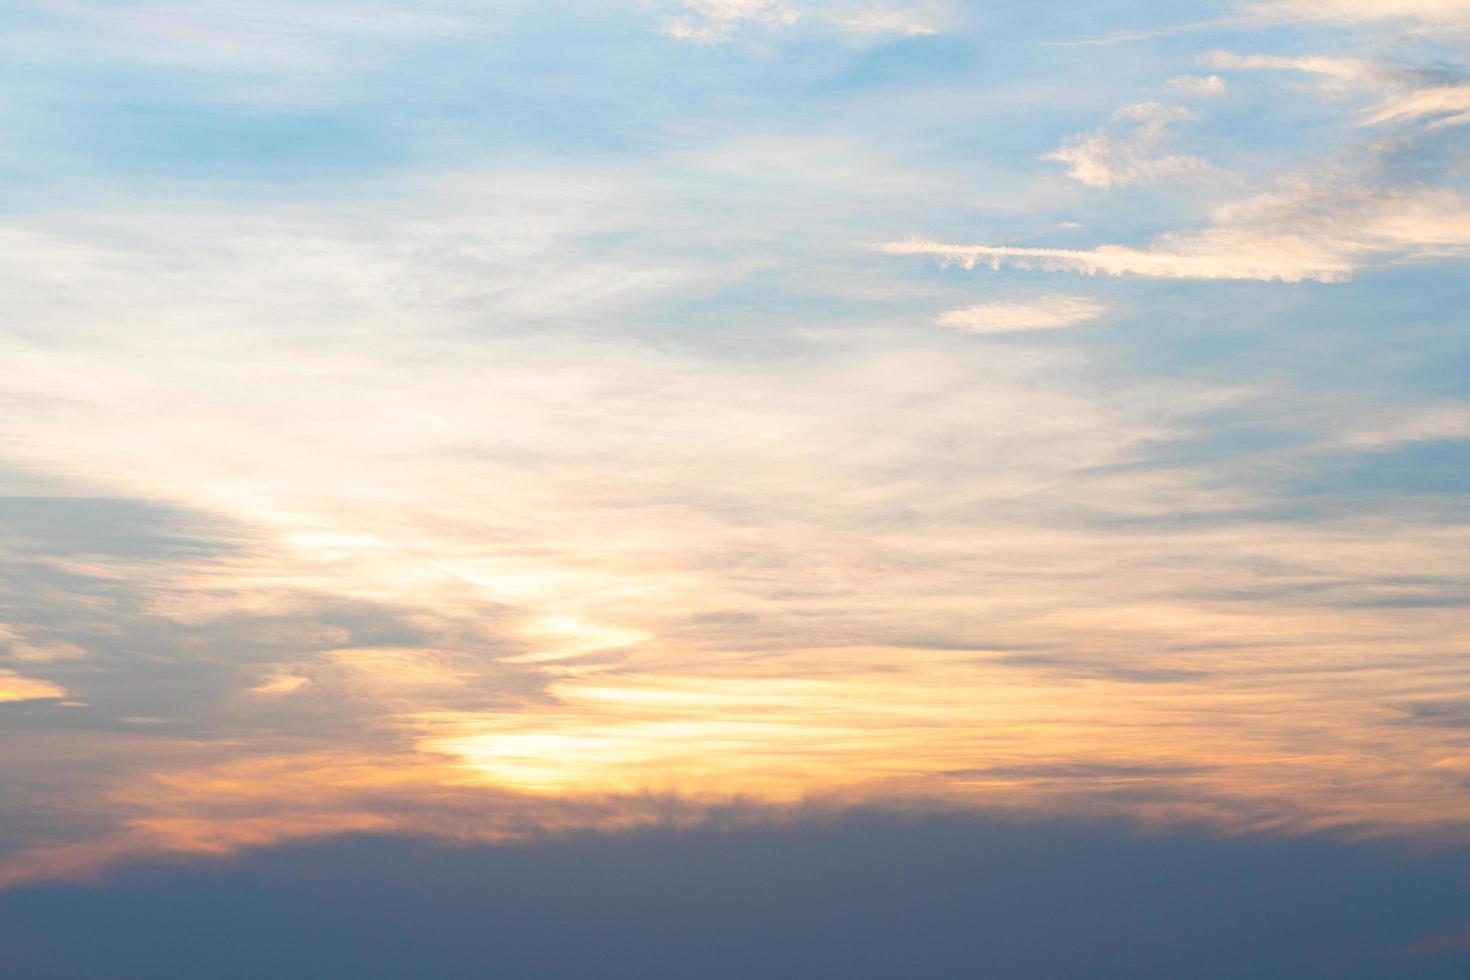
[{"left": 1, "top": 0, "right": 1469, "bottom": 974}]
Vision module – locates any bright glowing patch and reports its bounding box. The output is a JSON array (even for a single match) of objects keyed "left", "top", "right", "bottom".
[{"left": 0, "top": 670, "right": 67, "bottom": 703}]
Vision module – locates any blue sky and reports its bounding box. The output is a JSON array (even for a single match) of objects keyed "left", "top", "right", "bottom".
[{"left": 1, "top": 1, "right": 1469, "bottom": 974}]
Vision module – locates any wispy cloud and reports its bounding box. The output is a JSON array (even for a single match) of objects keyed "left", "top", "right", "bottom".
[
  {"left": 1201, "top": 50, "right": 1377, "bottom": 91},
  {"left": 935, "top": 296, "right": 1105, "bottom": 334},
  {"left": 664, "top": 0, "right": 798, "bottom": 42},
  {"left": 1206, "top": 49, "right": 1470, "bottom": 128},
  {"left": 833, "top": 2, "right": 944, "bottom": 36},
  {"left": 1167, "top": 74, "right": 1229, "bottom": 98},
  {"left": 1252, "top": 0, "right": 1470, "bottom": 31},
  {"left": 1331, "top": 404, "right": 1470, "bottom": 449},
  {"left": 1043, "top": 103, "right": 1210, "bottom": 190},
  {"left": 1367, "top": 83, "right": 1470, "bottom": 128},
  {"left": 885, "top": 176, "right": 1470, "bottom": 282},
  {"left": 661, "top": 0, "right": 946, "bottom": 41},
  {"left": 1, "top": 0, "right": 495, "bottom": 104}
]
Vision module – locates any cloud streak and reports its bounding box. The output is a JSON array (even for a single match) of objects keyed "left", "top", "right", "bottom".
[
  {"left": 662, "top": 0, "right": 945, "bottom": 41},
  {"left": 885, "top": 178, "right": 1470, "bottom": 282},
  {"left": 935, "top": 296, "right": 1105, "bottom": 333}
]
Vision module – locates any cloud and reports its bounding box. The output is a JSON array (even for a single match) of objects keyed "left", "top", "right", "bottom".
[
  {"left": 9, "top": 168, "right": 1467, "bottom": 880},
  {"left": 0, "top": 624, "right": 88, "bottom": 664},
  {"left": 1, "top": 0, "right": 494, "bottom": 105},
  {"left": 1043, "top": 103, "right": 1209, "bottom": 190},
  {"left": 1253, "top": 0, "right": 1470, "bottom": 31},
  {"left": 1333, "top": 405, "right": 1470, "bottom": 449},
  {"left": 664, "top": 0, "right": 798, "bottom": 42},
  {"left": 1202, "top": 51, "right": 1377, "bottom": 87},
  {"left": 935, "top": 296, "right": 1105, "bottom": 334},
  {"left": 0, "top": 669, "right": 66, "bottom": 703},
  {"left": 249, "top": 674, "right": 311, "bottom": 696},
  {"left": 4, "top": 0, "right": 1470, "bottom": 890},
  {"left": 1366, "top": 82, "right": 1470, "bottom": 129},
  {"left": 1205, "top": 50, "right": 1470, "bottom": 129},
  {"left": 884, "top": 176, "right": 1470, "bottom": 282},
  {"left": 662, "top": 0, "right": 946, "bottom": 41},
  {"left": 1167, "top": 74, "right": 1229, "bottom": 98},
  {"left": 833, "top": 3, "right": 943, "bottom": 35}
]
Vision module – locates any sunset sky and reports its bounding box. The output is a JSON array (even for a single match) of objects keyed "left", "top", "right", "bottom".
[{"left": 2, "top": 1, "right": 1470, "bottom": 975}]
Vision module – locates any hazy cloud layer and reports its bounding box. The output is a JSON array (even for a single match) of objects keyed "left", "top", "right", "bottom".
[{"left": 6, "top": 816, "right": 1470, "bottom": 979}]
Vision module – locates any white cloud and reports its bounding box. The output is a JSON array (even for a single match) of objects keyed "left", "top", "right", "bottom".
[
  {"left": 1167, "top": 74, "right": 1229, "bottom": 98},
  {"left": 935, "top": 296, "right": 1105, "bottom": 334},
  {"left": 1366, "top": 82, "right": 1470, "bottom": 128},
  {"left": 835, "top": 4, "right": 943, "bottom": 35},
  {"left": 1334, "top": 404, "right": 1470, "bottom": 448},
  {"left": 1206, "top": 50, "right": 1470, "bottom": 129},
  {"left": 884, "top": 177, "right": 1470, "bottom": 282},
  {"left": 664, "top": 0, "right": 798, "bottom": 42},
  {"left": 1043, "top": 103, "right": 1210, "bottom": 190},
  {"left": 1202, "top": 51, "right": 1377, "bottom": 87},
  {"left": 1253, "top": 0, "right": 1470, "bottom": 30},
  {"left": 663, "top": 0, "right": 947, "bottom": 41}
]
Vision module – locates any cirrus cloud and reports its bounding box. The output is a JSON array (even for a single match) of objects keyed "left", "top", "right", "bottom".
[
  {"left": 884, "top": 176, "right": 1470, "bottom": 282},
  {"left": 1253, "top": 0, "right": 1470, "bottom": 30},
  {"left": 1205, "top": 50, "right": 1470, "bottom": 129},
  {"left": 935, "top": 296, "right": 1105, "bottom": 334}
]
